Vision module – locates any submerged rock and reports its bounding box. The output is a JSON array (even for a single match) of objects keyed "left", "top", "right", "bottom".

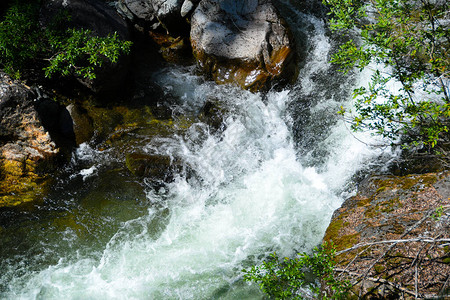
[
  {"left": 125, "top": 152, "right": 180, "bottom": 181},
  {"left": 324, "top": 172, "right": 450, "bottom": 298},
  {"left": 40, "top": 0, "right": 131, "bottom": 94},
  {"left": 190, "top": 0, "right": 297, "bottom": 91},
  {"left": 65, "top": 98, "right": 194, "bottom": 184},
  {"left": 125, "top": 151, "right": 192, "bottom": 190},
  {"left": 198, "top": 99, "right": 228, "bottom": 133},
  {"left": 0, "top": 72, "right": 69, "bottom": 207}
]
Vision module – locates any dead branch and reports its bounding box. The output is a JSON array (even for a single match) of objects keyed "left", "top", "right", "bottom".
[
  {"left": 337, "top": 238, "right": 450, "bottom": 255},
  {"left": 331, "top": 203, "right": 450, "bottom": 299},
  {"left": 334, "top": 268, "right": 417, "bottom": 297}
]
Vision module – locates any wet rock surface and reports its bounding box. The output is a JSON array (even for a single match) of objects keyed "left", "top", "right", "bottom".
[
  {"left": 147, "top": 32, "right": 193, "bottom": 63},
  {"left": 0, "top": 72, "right": 66, "bottom": 207},
  {"left": 190, "top": 0, "right": 297, "bottom": 91},
  {"left": 64, "top": 94, "right": 196, "bottom": 183},
  {"left": 125, "top": 152, "right": 183, "bottom": 185},
  {"left": 324, "top": 172, "right": 450, "bottom": 298}
]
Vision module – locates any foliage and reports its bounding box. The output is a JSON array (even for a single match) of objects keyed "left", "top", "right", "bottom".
[
  {"left": 44, "top": 29, "right": 132, "bottom": 80},
  {"left": 432, "top": 205, "right": 445, "bottom": 220},
  {"left": 0, "top": 0, "right": 132, "bottom": 80},
  {"left": 242, "top": 243, "right": 350, "bottom": 299},
  {"left": 0, "top": 1, "right": 43, "bottom": 79},
  {"left": 325, "top": 0, "right": 450, "bottom": 149}
]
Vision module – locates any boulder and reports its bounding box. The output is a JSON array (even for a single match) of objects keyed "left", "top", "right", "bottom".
[
  {"left": 323, "top": 172, "right": 450, "bottom": 298},
  {"left": 190, "top": 0, "right": 297, "bottom": 91},
  {"left": 117, "top": 0, "right": 191, "bottom": 35},
  {"left": 40, "top": 0, "right": 132, "bottom": 94},
  {"left": 180, "top": 0, "right": 196, "bottom": 17},
  {"left": 117, "top": 0, "right": 193, "bottom": 62},
  {"left": 0, "top": 72, "right": 68, "bottom": 207},
  {"left": 66, "top": 103, "right": 95, "bottom": 145}
]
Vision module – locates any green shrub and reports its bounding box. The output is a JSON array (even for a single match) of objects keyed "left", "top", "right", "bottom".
[
  {"left": 0, "top": 0, "right": 132, "bottom": 80},
  {"left": 44, "top": 28, "right": 132, "bottom": 80},
  {"left": 0, "top": 1, "right": 43, "bottom": 78},
  {"left": 243, "top": 243, "right": 350, "bottom": 299}
]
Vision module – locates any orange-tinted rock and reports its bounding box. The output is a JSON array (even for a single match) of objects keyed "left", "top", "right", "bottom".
[
  {"left": 190, "top": 0, "right": 298, "bottom": 92},
  {"left": 148, "top": 31, "right": 192, "bottom": 63},
  {"left": 0, "top": 72, "right": 59, "bottom": 207},
  {"left": 66, "top": 103, "right": 95, "bottom": 145}
]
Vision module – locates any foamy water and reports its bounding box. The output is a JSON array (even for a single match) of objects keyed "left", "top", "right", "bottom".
[{"left": 0, "top": 2, "right": 394, "bottom": 299}]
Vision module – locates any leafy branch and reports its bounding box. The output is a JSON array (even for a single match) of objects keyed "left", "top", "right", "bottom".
[
  {"left": 43, "top": 29, "right": 132, "bottom": 80},
  {"left": 0, "top": 0, "right": 132, "bottom": 80},
  {"left": 325, "top": 0, "right": 450, "bottom": 150},
  {"left": 242, "top": 242, "right": 351, "bottom": 299}
]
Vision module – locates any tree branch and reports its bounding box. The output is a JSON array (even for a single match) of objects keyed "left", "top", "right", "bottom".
[{"left": 337, "top": 238, "right": 450, "bottom": 255}]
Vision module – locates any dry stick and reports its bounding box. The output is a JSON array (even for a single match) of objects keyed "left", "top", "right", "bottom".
[
  {"left": 410, "top": 241, "right": 428, "bottom": 268},
  {"left": 337, "top": 208, "right": 444, "bottom": 298},
  {"left": 440, "top": 274, "right": 450, "bottom": 297},
  {"left": 336, "top": 238, "right": 450, "bottom": 255},
  {"left": 334, "top": 268, "right": 418, "bottom": 297},
  {"left": 336, "top": 244, "right": 374, "bottom": 280},
  {"left": 415, "top": 264, "right": 418, "bottom": 299},
  {"left": 337, "top": 206, "right": 449, "bottom": 256},
  {"left": 362, "top": 239, "right": 449, "bottom": 297},
  {"left": 411, "top": 241, "right": 429, "bottom": 299}
]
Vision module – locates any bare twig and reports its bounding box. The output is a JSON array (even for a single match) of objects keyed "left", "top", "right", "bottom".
[
  {"left": 336, "top": 244, "right": 374, "bottom": 280},
  {"left": 335, "top": 268, "right": 418, "bottom": 297},
  {"left": 337, "top": 238, "right": 450, "bottom": 255},
  {"left": 440, "top": 275, "right": 450, "bottom": 297},
  {"left": 415, "top": 263, "right": 418, "bottom": 299},
  {"left": 333, "top": 203, "right": 450, "bottom": 298}
]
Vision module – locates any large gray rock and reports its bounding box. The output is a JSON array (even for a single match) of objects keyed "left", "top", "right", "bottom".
[
  {"left": 118, "top": 0, "right": 190, "bottom": 34},
  {"left": 190, "top": 0, "right": 297, "bottom": 91},
  {"left": 40, "top": 0, "right": 131, "bottom": 94}
]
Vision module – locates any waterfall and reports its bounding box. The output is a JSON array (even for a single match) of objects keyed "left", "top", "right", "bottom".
[{"left": 0, "top": 2, "right": 394, "bottom": 299}]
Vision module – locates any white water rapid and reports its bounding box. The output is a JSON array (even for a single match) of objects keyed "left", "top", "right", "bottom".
[{"left": 0, "top": 2, "right": 394, "bottom": 299}]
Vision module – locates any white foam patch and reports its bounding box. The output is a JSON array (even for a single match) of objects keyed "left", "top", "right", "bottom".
[{"left": 79, "top": 165, "right": 97, "bottom": 181}]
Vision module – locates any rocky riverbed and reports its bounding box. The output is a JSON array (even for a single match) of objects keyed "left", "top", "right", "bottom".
[{"left": 1, "top": 0, "right": 449, "bottom": 298}]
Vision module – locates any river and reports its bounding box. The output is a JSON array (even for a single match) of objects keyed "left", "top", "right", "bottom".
[{"left": 0, "top": 1, "right": 394, "bottom": 299}]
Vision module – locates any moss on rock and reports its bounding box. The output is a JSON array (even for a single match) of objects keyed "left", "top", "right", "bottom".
[
  {"left": 323, "top": 172, "right": 450, "bottom": 298},
  {"left": 0, "top": 158, "right": 52, "bottom": 207}
]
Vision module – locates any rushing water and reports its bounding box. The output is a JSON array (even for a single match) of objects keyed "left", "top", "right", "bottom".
[{"left": 0, "top": 2, "right": 394, "bottom": 299}]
